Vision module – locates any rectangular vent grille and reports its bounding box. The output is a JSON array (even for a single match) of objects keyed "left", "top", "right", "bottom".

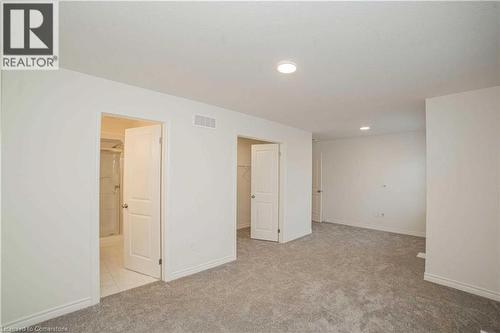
[{"left": 193, "top": 114, "right": 216, "bottom": 129}]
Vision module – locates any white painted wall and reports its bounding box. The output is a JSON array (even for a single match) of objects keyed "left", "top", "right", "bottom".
[
  {"left": 1, "top": 69, "right": 312, "bottom": 327},
  {"left": 237, "top": 138, "right": 268, "bottom": 230},
  {"left": 314, "top": 132, "right": 426, "bottom": 237},
  {"left": 425, "top": 86, "right": 500, "bottom": 301}
]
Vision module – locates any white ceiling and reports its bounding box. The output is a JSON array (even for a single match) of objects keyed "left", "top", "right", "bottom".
[{"left": 60, "top": 2, "right": 499, "bottom": 140}]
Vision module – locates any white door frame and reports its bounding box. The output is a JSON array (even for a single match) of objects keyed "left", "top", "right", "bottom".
[
  {"left": 91, "top": 112, "right": 168, "bottom": 305},
  {"left": 233, "top": 135, "right": 285, "bottom": 257}
]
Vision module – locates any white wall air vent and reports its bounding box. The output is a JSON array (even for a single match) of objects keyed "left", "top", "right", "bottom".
[{"left": 193, "top": 114, "right": 216, "bottom": 129}]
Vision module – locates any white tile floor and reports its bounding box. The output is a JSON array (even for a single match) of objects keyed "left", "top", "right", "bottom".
[{"left": 100, "top": 241, "right": 158, "bottom": 297}]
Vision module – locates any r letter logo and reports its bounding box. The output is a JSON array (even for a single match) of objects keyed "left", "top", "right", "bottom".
[{"left": 2, "top": 1, "right": 59, "bottom": 70}]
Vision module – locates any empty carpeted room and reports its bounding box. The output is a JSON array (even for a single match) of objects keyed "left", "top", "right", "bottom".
[{"left": 1, "top": 1, "right": 500, "bottom": 332}]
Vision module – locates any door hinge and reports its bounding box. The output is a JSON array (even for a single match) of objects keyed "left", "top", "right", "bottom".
[
  {"left": 278, "top": 228, "right": 280, "bottom": 234},
  {"left": 159, "top": 258, "right": 162, "bottom": 265}
]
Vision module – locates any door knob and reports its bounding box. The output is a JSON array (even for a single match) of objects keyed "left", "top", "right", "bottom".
[
  {"left": 317, "top": 190, "right": 322, "bottom": 193},
  {"left": 122, "top": 203, "right": 128, "bottom": 208},
  {"left": 251, "top": 195, "right": 255, "bottom": 199}
]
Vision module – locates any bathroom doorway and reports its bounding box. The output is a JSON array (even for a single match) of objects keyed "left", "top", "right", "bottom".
[{"left": 99, "top": 115, "right": 163, "bottom": 297}]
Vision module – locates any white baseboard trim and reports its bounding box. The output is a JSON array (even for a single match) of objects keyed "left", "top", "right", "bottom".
[
  {"left": 424, "top": 273, "right": 500, "bottom": 302},
  {"left": 99, "top": 235, "right": 123, "bottom": 247},
  {"left": 3, "top": 297, "right": 92, "bottom": 329},
  {"left": 237, "top": 223, "right": 250, "bottom": 230},
  {"left": 166, "top": 255, "right": 236, "bottom": 282},
  {"left": 324, "top": 219, "right": 425, "bottom": 238}
]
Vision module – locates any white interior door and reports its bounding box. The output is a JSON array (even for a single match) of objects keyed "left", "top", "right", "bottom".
[
  {"left": 123, "top": 125, "right": 162, "bottom": 278},
  {"left": 251, "top": 144, "right": 279, "bottom": 242},
  {"left": 312, "top": 153, "right": 322, "bottom": 222}
]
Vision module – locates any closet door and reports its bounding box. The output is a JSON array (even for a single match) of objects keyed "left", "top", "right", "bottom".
[
  {"left": 312, "top": 153, "right": 323, "bottom": 222},
  {"left": 250, "top": 144, "right": 280, "bottom": 242}
]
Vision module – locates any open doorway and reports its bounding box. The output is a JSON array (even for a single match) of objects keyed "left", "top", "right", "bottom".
[
  {"left": 99, "top": 115, "right": 163, "bottom": 297},
  {"left": 236, "top": 137, "right": 280, "bottom": 247}
]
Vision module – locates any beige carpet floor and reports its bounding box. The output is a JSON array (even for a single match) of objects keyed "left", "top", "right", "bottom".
[{"left": 37, "top": 223, "right": 500, "bottom": 332}]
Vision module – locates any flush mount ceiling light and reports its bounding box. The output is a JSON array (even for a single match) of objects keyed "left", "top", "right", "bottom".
[
  {"left": 277, "top": 61, "right": 297, "bottom": 74},
  {"left": 360, "top": 126, "right": 371, "bottom": 131}
]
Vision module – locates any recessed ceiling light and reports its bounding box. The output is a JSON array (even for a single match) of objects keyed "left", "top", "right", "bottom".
[
  {"left": 277, "top": 61, "right": 297, "bottom": 74},
  {"left": 360, "top": 126, "right": 371, "bottom": 131}
]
